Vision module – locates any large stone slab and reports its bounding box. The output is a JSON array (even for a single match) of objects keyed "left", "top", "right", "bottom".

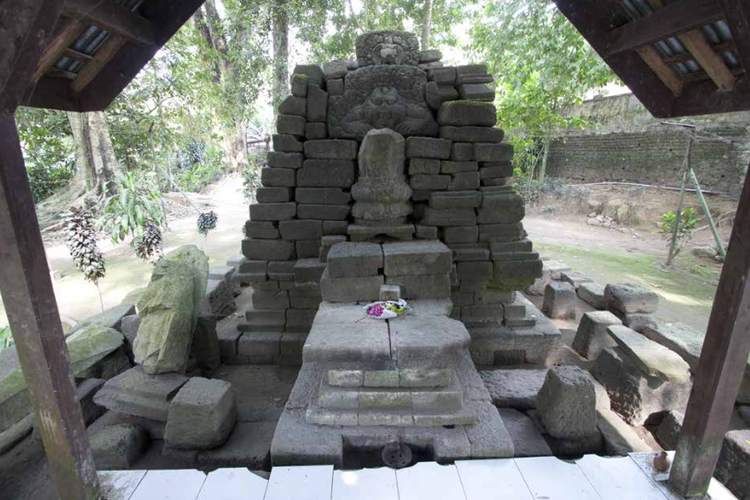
[
  {"left": 479, "top": 368, "right": 548, "bottom": 410},
  {"left": 605, "top": 283, "right": 659, "bottom": 314},
  {"left": 70, "top": 302, "right": 136, "bottom": 334},
  {"left": 297, "top": 159, "right": 356, "bottom": 188},
  {"left": 0, "top": 325, "right": 123, "bottom": 433},
  {"left": 496, "top": 407, "right": 552, "bottom": 457},
  {"left": 303, "top": 139, "right": 358, "bottom": 159},
  {"left": 320, "top": 269, "right": 384, "bottom": 302},
  {"left": 304, "top": 321, "right": 391, "bottom": 366},
  {"left": 390, "top": 315, "right": 470, "bottom": 368},
  {"left": 591, "top": 347, "right": 691, "bottom": 425},
  {"left": 607, "top": 325, "right": 691, "bottom": 383},
  {"left": 134, "top": 245, "right": 209, "bottom": 374},
  {"left": 715, "top": 429, "right": 750, "bottom": 500},
  {"left": 94, "top": 366, "right": 189, "bottom": 421},
  {"left": 437, "top": 101, "right": 496, "bottom": 127},
  {"left": 382, "top": 241, "right": 452, "bottom": 276}
]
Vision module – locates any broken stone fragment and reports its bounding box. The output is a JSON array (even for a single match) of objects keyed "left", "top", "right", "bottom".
[
  {"left": 607, "top": 325, "right": 691, "bottom": 383},
  {"left": 164, "top": 377, "right": 237, "bottom": 450},
  {"left": 604, "top": 283, "right": 659, "bottom": 314},
  {"left": 536, "top": 366, "right": 598, "bottom": 439}
]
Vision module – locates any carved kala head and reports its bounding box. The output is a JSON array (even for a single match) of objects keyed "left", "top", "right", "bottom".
[{"left": 356, "top": 30, "right": 420, "bottom": 67}]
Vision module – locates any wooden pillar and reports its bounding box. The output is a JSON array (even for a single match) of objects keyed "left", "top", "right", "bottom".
[
  {"left": 0, "top": 115, "right": 100, "bottom": 499},
  {"left": 669, "top": 163, "right": 750, "bottom": 496}
]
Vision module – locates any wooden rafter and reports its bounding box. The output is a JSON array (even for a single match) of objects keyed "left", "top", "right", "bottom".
[
  {"left": 648, "top": 0, "right": 736, "bottom": 92},
  {"left": 63, "top": 48, "right": 94, "bottom": 62},
  {"left": 637, "top": 45, "right": 684, "bottom": 96},
  {"left": 606, "top": 0, "right": 724, "bottom": 57},
  {"left": 662, "top": 40, "right": 735, "bottom": 64},
  {"left": 28, "top": 19, "right": 86, "bottom": 87},
  {"left": 63, "top": 0, "right": 156, "bottom": 46},
  {"left": 71, "top": 34, "right": 127, "bottom": 93}
]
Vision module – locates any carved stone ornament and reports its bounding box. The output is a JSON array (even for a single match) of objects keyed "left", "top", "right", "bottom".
[
  {"left": 356, "top": 30, "right": 420, "bottom": 67},
  {"left": 328, "top": 65, "right": 439, "bottom": 140}
]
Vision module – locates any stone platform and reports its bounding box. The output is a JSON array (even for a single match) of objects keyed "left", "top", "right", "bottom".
[{"left": 270, "top": 300, "right": 514, "bottom": 466}]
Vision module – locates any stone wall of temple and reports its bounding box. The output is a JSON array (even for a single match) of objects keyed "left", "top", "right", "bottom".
[
  {"left": 238, "top": 31, "right": 544, "bottom": 365},
  {"left": 546, "top": 93, "right": 750, "bottom": 194}
]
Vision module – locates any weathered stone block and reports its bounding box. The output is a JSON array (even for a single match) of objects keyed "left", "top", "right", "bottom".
[
  {"left": 716, "top": 429, "right": 750, "bottom": 500},
  {"left": 422, "top": 207, "right": 477, "bottom": 226},
  {"left": 577, "top": 282, "right": 608, "bottom": 309},
  {"left": 278, "top": 96, "right": 306, "bottom": 116},
  {"left": 607, "top": 325, "right": 691, "bottom": 383},
  {"left": 429, "top": 190, "right": 482, "bottom": 209},
  {"left": 448, "top": 171, "right": 480, "bottom": 190},
  {"left": 297, "top": 159, "right": 355, "bottom": 187},
  {"left": 572, "top": 311, "right": 622, "bottom": 359},
  {"left": 277, "top": 114, "right": 306, "bottom": 136},
  {"left": 267, "top": 260, "right": 295, "bottom": 281},
  {"left": 451, "top": 142, "right": 474, "bottom": 161},
  {"left": 290, "top": 73, "right": 308, "bottom": 97},
  {"left": 324, "top": 220, "right": 348, "bottom": 235},
  {"left": 410, "top": 174, "right": 450, "bottom": 191},
  {"left": 279, "top": 220, "right": 322, "bottom": 240},
  {"left": 542, "top": 282, "right": 576, "bottom": 320},
  {"left": 241, "top": 238, "right": 296, "bottom": 260},
  {"left": 457, "top": 83, "right": 494, "bottom": 101},
  {"left": 297, "top": 204, "right": 350, "bottom": 220},
  {"left": 428, "top": 67, "right": 457, "bottom": 84},
  {"left": 327, "top": 78, "right": 344, "bottom": 96},
  {"left": 303, "top": 139, "right": 358, "bottom": 159},
  {"left": 448, "top": 243, "right": 491, "bottom": 261},
  {"left": 440, "top": 126, "right": 504, "bottom": 143},
  {"left": 256, "top": 187, "right": 293, "bottom": 203},
  {"left": 443, "top": 225, "right": 479, "bottom": 243},
  {"left": 474, "top": 143, "right": 513, "bottom": 162},
  {"left": 476, "top": 206, "right": 524, "bottom": 224},
  {"left": 250, "top": 202, "right": 296, "bottom": 221},
  {"left": 415, "top": 224, "right": 438, "bottom": 239},
  {"left": 245, "top": 221, "right": 278, "bottom": 239},
  {"left": 295, "top": 188, "right": 351, "bottom": 205},
  {"left": 425, "top": 81, "right": 459, "bottom": 110},
  {"left": 537, "top": 366, "right": 598, "bottom": 439},
  {"left": 305, "top": 122, "right": 328, "bottom": 139},
  {"left": 441, "top": 161, "right": 478, "bottom": 174},
  {"left": 605, "top": 283, "right": 659, "bottom": 314},
  {"left": 306, "top": 84, "right": 328, "bottom": 122},
  {"left": 385, "top": 274, "right": 451, "bottom": 299},
  {"left": 261, "top": 167, "right": 296, "bottom": 188},
  {"left": 493, "top": 259, "right": 543, "bottom": 280},
  {"left": 382, "top": 241, "right": 452, "bottom": 276},
  {"left": 90, "top": 424, "right": 148, "bottom": 468},
  {"left": 164, "top": 378, "right": 237, "bottom": 450},
  {"left": 320, "top": 269, "right": 384, "bottom": 302},
  {"left": 479, "top": 222, "right": 525, "bottom": 242},
  {"left": 379, "top": 284, "right": 402, "bottom": 301},
  {"left": 267, "top": 152, "right": 303, "bottom": 169},
  {"left": 327, "top": 242, "right": 383, "bottom": 277},
  {"left": 437, "top": 101, "right": 496, "bottom": 127},
  {"left": 94, "top": 366, "right": 188, "bottom": 421},
  {"left": 294, "top": 64, "right": 324, "bottom": 85},
  {"left": 293, "top": 258, "right": 327, "bottom": 284},
  {"left": 591, "top": 347, "right": 691, "bottom": 425},
  {"left": 322, "top": 59, "right": 348, "bottom": 79},
  {"left": 273, "top": 134, "right": 303, "bottom": 152},
  {"left": 409, "top": 158, "right": 441, "bottom": 175},
  {"left": 405, "top": 137, "right": 452, "bottom": 159},
  {"left": 253, "top": 290, "right": 289, "bottom": 310}
]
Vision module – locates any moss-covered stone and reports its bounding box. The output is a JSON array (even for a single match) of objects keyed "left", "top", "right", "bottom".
[{"left": 134, "top": 245, "right": 208, "bottom": 375}]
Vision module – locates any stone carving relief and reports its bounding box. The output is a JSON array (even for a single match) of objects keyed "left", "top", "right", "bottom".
[
  {"left": 356, "top": 30, "right": 420, "bottom": 67},
  {"left": 328, "top": 65, "right": 439, "bottom": 139}
]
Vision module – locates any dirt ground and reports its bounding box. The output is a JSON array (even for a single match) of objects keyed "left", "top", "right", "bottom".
[{"left": 1, "top": 178, "right": 731, "bottom": 335}]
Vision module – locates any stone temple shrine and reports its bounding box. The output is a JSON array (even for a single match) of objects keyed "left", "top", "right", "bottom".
[{"left": 236, "top": 30, "right": 561, "bottom": 467}]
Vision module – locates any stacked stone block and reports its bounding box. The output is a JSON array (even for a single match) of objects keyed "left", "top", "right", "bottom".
[{"left": 239, "top": 65, "right": 352, "bottom": 365}]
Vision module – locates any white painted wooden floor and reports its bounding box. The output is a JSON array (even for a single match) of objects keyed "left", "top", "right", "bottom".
[{"left": 99, "top": 452, "right": 738, "bottom": 500}]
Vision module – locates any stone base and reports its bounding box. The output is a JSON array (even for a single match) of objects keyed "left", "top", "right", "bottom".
[
  {"left": 347, "top": 223, "right": 415, "bottom": 241},
  {"left": 468, "top": 302, "right": 561, "bottom": 366}
]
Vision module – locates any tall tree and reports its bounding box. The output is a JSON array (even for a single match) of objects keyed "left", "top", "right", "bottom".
[
  {"left": 272, "top": 0, "right": 290, "bottom": 117},
  {"left": 67, "top": 111, "right": 122, "bottom": 197},
  {"left": 193, "top": 0, "right": 272, "bottom": 171},
  {"left": 472, "top": 0, "right": 618, "bottom": 180},
  {"left": 421, "top": 0, "right": 433, "bottom": 49}
]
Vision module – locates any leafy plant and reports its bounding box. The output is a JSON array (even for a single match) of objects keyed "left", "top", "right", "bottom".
[
  {"left": 661, "top": 208, "right": 699, "bottom": 260},
  {"left": 197, "top": 210, "right": 218, "bottom": 250},
  {"left": 100, "top": 172, "right": 165, "bottom": 245},
  {"left": 0, "top": 326, "right": 12, "bottom": 355},
  {"left": 65, "top": 207, "right": 107, "bottom": 311}
]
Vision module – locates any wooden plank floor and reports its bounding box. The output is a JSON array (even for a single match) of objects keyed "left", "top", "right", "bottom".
[{"left": 98, "top": 452, "right": 738, "bottom": 500}]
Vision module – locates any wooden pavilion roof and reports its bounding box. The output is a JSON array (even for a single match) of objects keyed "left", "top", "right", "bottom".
[
  {"left": 553, "top": 0, "right": 750, "bottom": 117},
  {"left": 0, "top": 0, "right": 204, "bottom": 114}
]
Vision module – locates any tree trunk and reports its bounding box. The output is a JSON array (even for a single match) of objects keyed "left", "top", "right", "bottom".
[
  {"left": 224, "top": 121, "right": 249, "bottom": 172},
  {"left": 272, "top": 0, "right": 290, "bottom": 118},
  {"left": 67, "top": 111, "right": 121, "bottom": 197},
  {"left": 538, "top": 136, "right": 550, "bottom": 183},
  {"left": 421, "top": 0, "right": 433, "bottom": 50}
]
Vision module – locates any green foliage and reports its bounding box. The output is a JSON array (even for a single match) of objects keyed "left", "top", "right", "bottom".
[
  {"left": 16, "top": 108, "right": 76, "bottom": 202},
  {"left": 472, "top": 0, "right": 618, "bottom": 172},
  {"left": 100, "top": 172, "right": 165, "bottom": 244},
  {"left": 661, "top": 208, "right": 699, "bottom": 258},
  {"left": 172, "top": 140, "right": 226, "bottom": 192},
  {"left": 243, "top": 151, "right": 266, "bottom": 200},
  {"left": 0, "top": 326, "right": 12, "bottom": 355}
]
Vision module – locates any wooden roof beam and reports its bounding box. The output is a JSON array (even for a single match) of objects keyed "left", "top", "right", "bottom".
[
  {"left": 63, "top": 0, "right": 156, "bottom": 46},
  {"left": 606, "top": 0, "right": 724, "bottom": 57},
  {"left": 718, "top": 0, "right": 750, "bottom": 77},
  {"left": 662, "top": 40, "right": 735, "bottom": 64},
  {"left": 637, "top": 45, "right": 684, "bottom": 96},
  {"left": 28, "top": 19, "right": 86, "bottom": 87},
  {"left": 647, "top": 0, "right": 736, "bottom": 92},
  {"left": 71, "top": 34, "right": 127, "bottom": 93}
]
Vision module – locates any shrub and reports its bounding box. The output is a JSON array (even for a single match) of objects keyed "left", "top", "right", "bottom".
[{"left": 100, "top": 171, "right": 165, "bottom": 244}]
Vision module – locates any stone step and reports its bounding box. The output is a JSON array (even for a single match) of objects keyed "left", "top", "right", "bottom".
[
  {"left": 243, "top": 309, "right": 285, "bottom": 332},
  {"left": 317, "top": 378, "right": 464, "bottom": 412},
  {"left": 305, "top": 405, "right": 477, "bottom": 427},
  {"left": 327, "top": 367, "right": 453, "bottom": 389}
]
